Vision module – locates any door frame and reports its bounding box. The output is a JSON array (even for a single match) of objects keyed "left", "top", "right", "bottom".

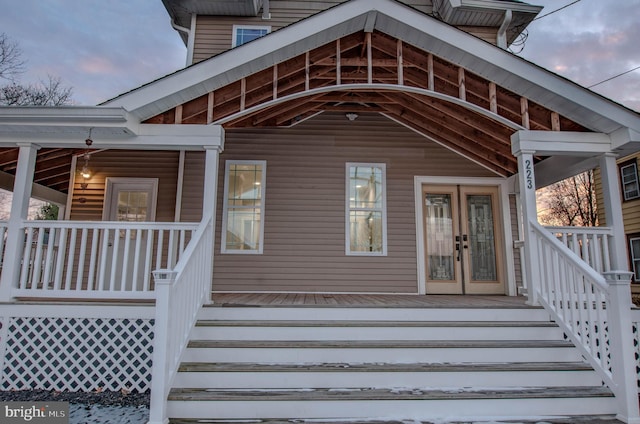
[
  {"left": 102, "top": 177, "right": 159, "bottom": 222},
  {"left": 414, "top": 176, "right": 516, "bottom": 296}
]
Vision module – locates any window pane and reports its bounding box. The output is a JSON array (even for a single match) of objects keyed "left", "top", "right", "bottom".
[
  {"left": 349, "top": 211, "right": 383, "bottom": 253},
  {"left": 632, "top": 239, "right": 640, "bottom": 282},
  {"left": 467, "top": 194, "right": 497, "bottom": 281},
  {"left": 226, "top": 208, "right": 262, "bottom": 251},
  {"left": 235, "top": 28, "right": 268, "bottom": 46},
  {"left": 117, "top": 191, "right": 148, "bottom": 222},
  {"left": 621, "top": 164, "right": 640, "bottom": 200},
  {"left": 350, "top": 166, "right": 383, "bottom": 209},
  {"left": 425, "top": 194, "right": 454, "bottom": 281},
  {"left": 227, "top": 164, "right": 263, "bottom": 207}
]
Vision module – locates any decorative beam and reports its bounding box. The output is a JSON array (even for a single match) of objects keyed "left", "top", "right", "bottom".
[
  {"left": 336, "top": 39, "right": 341, "bottom": 86},
  {"left": 207, "top": 92, "right": 215, "bottom": 124},
  {"left": 458, "top": 68, "right": 466, "bottom": 102},
  {"left": 366, "top": 32, "right": 373, "bottom": 84},
  {"left": 240, "top": 78, "right": 246, "bottom": 111},
  {"left": 489, "top": 82, "right": 497, "bottom": 114},
  {"left": 397, "top": 39, "right": 404, "bottom": 85},
  {"left": 520, "top": 97, "right": 530, "bottom": 130},
  {"left": 511, "top": 130, "right": 611, "bottom": 156},
  {"left": 551, "top": 112, "right": 561, "bottom": 131},
  {"left": 427, "top": 54, "right": 434, "bottom": 91},
  {"left": 273, "top": 65, "right": 278, "bottom": 100},
  {"left": 174, "top": 105, "right": 183, "bottom": 124},
  {"left": 305, "top": 51, "right": 310, "bottom": 91}
]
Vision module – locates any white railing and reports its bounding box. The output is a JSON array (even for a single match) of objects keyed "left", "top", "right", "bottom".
[
  {"left": 148, "top": 215, "right": 214, "bottom": 424},
  {"left": 531, "top": 220, "right": 639, "bottom": 420},
  {"left": 545, "top": 226, "right": 613, "bottom": 273},
  {"left": 13, "top": 220, "right": 198, "bottom": 299}
]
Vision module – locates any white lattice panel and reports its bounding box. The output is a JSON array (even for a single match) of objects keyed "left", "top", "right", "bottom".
[
  {"left": 633, "top": 320, "right": 640, "bottom": 390},
  {"left": 1, "top": 317, "right": 154, "bottom": 392}
]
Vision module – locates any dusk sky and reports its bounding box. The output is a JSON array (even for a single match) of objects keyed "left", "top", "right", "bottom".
[{"left": 0, "top": 0, "right": 638, "bottom": 111}]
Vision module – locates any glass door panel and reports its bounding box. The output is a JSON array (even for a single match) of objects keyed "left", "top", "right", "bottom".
[{"left": 466, "top": 194, "right": 497, "bottom": 281}]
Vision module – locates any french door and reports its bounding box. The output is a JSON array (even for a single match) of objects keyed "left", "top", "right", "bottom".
[{"left": 422, "top": 184, "right": 504, "bottom": 294}]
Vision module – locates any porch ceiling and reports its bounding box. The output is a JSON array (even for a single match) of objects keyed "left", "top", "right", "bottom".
[
  {"left": 144, "top": 30, "right": 589, "bottom": 177},
  {"left": 0, "top": 148, "right": 82, "bottom": 194}
]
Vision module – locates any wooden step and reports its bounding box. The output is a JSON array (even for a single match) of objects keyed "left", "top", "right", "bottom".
[
  {"left": 167, "top": 386, "right": 616, "bottom": 420},
  {"left": 172, "top": 361, "right": 603, "bottom": 389}
]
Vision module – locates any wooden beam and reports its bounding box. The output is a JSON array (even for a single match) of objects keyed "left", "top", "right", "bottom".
[
  {"left": 240, "top": 78, "right": 246, "bottom": 111},
  {"left": 427, "top": 54, "right": 434, "bottom": 91},
  {"left": 489, "top": 82, "right": 497, "bottom": 114},
  {"left": 366, "top": 32, "right": 372, "bottom": 84},
  {"left": 397, "top": 39, "right": 404, "bottom": 85},
  {"left": 318, "top": 104, "right": 385, "bottom": 113},
  {"left": 273, "top": 65, "right": 278, "bottom": 100},
  {"left": 175, "top": 105, "right": 183, "bottom": 124},
  {"left": 207, "top": 92, "right": 215, "bottom": 124},
  {"left": 551, "top": 112, "right": 561, "bottom": 131},
  {"left": 458, "top": 67, "right": 466, "bottom": 102},
  {"left": 305, "top": 51, "right": 310, "bottom": 91},
  {"left": 520, "top": 97, "right": 530, "bottom": 130},
  {"left": 336, "top": 39, "right": 341, "bottom": 86}
]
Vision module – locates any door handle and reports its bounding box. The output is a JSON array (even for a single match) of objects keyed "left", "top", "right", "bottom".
[
  {"left": 455, "top": 237, "right": 461, "bottom": 261},
  {"left": 462, "top": 234, "right": 468, "bottom": 249}
]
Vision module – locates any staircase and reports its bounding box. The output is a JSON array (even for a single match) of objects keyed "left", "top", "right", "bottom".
[{"left": 167, "top": 304, "right": 619, "bottom": 423}]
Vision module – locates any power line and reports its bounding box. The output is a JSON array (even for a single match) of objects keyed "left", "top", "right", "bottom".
[
  {"left": 533, "top": 0, "right": 582, "bottom": 21},
  {"left": 588, "top": 65, "right": 640, "bottom": 88}
]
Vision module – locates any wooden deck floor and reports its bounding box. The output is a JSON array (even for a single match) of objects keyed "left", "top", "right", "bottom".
[{"left": 210, "top": 293, "right": 535, "bottom": 308}]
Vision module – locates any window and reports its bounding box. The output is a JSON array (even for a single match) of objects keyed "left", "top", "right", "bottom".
[
  {"left": 620, "top": 160, "right": 640, "bottom": 201},
  {"left": 232, "top": 25, "right": 271, "bottom": 47},
  {"left": 346, "top": 163, "right": 387, "bottom": 256},
  {"left": 222, "top": 161, "right": 266, "bottom": 254},
  {"left": 631, "top": 236, "right": 640, "bottom": 283}
]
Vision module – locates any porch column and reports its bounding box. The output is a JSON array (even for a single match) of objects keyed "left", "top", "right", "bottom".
[
  {"left": 202, "top": 136, "right": 223, "bottom": 304},
  {"left": 0, "top": 143, "right": 40, "bottom": 301},
  {"left": 515, "top": 149, "right": 540, "bottom": 305},
  {"left": 599, "top": 153, "right": 629, "bottom": 270}
]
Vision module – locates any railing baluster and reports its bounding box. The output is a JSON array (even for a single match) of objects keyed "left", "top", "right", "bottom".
[
  {"left": 76, "top": 228, "right": 88, "bottom": 291},
  {"left": 31, "top": 228, "right": 46, "bottom": 288},
  {"left": 88, "top": 229, "right": 99, "bottom": 290},
  {"left": 53, "top": 228, "right": 68, "bottom": 291},
  {"left": 131, "top": 229, "right": 143, "bottom": 292},
  {"left": 110, "top": 230, "right": 120, "bottom": 292},
  {"left": 144, "top": 230, "right": 154, "bottom": 292},
  {"left": 156, "top": 230, "right": 165, "bottom": 270},
  {"left": 20, "top": 228, "right": 34, "bottom": 290},
  {"left": 42, "top": 226, "right": 56, "bottom": 290},
  {"left": 121, "top": 229, "right": 132, "bottom": 291},
  {"left": 64, "top": 228, "right": 77, "bottom": 291}
]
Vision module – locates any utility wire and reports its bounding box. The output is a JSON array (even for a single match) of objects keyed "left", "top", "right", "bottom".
[
  {"left": 588, "top": 65, "right": 640, "bottom": 88},
  {"left": 533, "top": 0, "right": 582, "bottom": 21}
]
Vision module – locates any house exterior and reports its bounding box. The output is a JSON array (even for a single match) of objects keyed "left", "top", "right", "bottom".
[
  {"left": 595, "top": 152, "right": 640, "bottom": 300},
  {"left": 1, "top": 0, "right": 640, "bottom": 423}
]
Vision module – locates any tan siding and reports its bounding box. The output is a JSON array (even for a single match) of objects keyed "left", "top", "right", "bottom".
[
  {"left": 212, "top": 112, "right": 496, "bottom": 293},
  {"left": 180, "top": 151, "right": 206, "bottom": 222},
  {"left": 457, "top": 25, "right": 498, "bottom": 45},
  {"left": 194, "top": 1, "right": 433, "bottom": 62},
  {"left": 595, "top": 153, "right": 640, "bottom": 234},
  {"left": 69, "top": 150, "right": 180, "bottom": 222},
  {"left": 509, "top": 194, "right": 522, "bottom": 289}
]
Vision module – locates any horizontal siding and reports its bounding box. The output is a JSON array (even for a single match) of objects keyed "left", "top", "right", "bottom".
[
  {"left": 212, "top": 112, "right": 496, "bottom": 293},
  {"left": 595, "top": 153, "right": 640, "bottom": 234},
  {"left": 69, "top": 150, "right": 179, "bottom": 222},
  {"left": 180, "top": 151, "right": 205, "bottom": 222},
  {"left": 194, "top": 0, "right": 433, "bottom": 62}
]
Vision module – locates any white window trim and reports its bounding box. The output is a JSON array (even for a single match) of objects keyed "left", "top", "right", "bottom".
[
  {"left": 232, "top": 25, "right": 272, "bottom": 48},
  {"left": 102, "top": 177, "right": 159, "bottom": 222},
  {"left": 221, "top": 160, "right": 267, "bottom": 254},
  {"left": 631, "top": 236, "right": 640, "bottom": 282},
  {"left": 621, "top": 162, "right": 640, "bottom": 201},
  {"left": 345, "top": 162, "right": 387, "bottom": 256}
]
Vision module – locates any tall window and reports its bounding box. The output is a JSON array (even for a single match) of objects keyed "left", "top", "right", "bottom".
[
  {"left": 620, "top": 160, "right": 640, "bottom": 201},
  {"left": 232, "top": 25, "right": 271, "bottom": 47},
  {"left": 631, "top": 236, "right": 640, "bottom": 282},
  {"left": 346, "top": 163, "right": 387, "bottom": 256},
  {"left": 222, "top": 161, "right": 266, "bottom": 254}
]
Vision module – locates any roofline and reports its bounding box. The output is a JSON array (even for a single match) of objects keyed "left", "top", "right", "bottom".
[{"left": 103, "top": 0, "right": 640, "bottom": 134}]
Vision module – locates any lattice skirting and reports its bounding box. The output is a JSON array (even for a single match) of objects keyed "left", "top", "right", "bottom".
[{"left": 0, "top": 316, "right": 154, "bottom": 392}]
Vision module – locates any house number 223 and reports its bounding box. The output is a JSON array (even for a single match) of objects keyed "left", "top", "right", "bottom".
[{"left": 525, "top": 159, "right": 533, "bottom": 190}]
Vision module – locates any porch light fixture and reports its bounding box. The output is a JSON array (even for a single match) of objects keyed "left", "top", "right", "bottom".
[
  {"left": 79, "top": 128, "right": 94, "bottom": 187},
  {"left": 345, "top": 113, "right": 358, "bottom": 121}
]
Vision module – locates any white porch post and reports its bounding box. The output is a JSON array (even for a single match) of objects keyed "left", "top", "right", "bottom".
[
  {"left": 201, "top": 131, "right": 223, "bottom": 305},
  {"left": 515, "top": 149, "right": 540, "bottom": 305},
  {"left": 599, "top": 153, "right": 629, "bottom": 270},
  {"left": 0, "top": 143, "right": 39, "bottom": 301},
  {"left": 604, "top": 271, "right": 640, "bottom": 424}
]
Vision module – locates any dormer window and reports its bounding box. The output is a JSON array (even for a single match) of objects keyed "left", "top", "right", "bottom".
[{"left": 232, "top": 25, "right": 271, "bottom": 47}]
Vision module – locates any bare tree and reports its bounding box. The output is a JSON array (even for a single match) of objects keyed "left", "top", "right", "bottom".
[
  {"left": 0, "top": 32, "right": 25, "bottom": 81},
  {"left": 538, "top": 170, "right": 599, "bottom": 227},
  {"left": 0, "top": 33, "right": 72, "bottom": 106},
  {"left": 1, "top": 75, "right": 72, "bottom": 106}
]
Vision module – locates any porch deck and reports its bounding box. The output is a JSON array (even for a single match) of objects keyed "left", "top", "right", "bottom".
[{"left": 210, "top": 293, "right": 535, "bottom": 308}]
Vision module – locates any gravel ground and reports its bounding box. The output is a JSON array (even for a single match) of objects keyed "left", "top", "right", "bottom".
[{"left": 0, "top": 390, "right": 149, "bottom": 423}]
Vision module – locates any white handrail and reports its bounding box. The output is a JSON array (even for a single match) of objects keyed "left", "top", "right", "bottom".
[
  {"left": 530, "top": 220, "right": 639, "bottom": 420},
  {"left": 12, "top": 220, "right": 198, "bottom": 299},
  {"left": 0, "top": 221, "right": 7, "bottom": 273},
  {"left": 148, "top": 215, "right": 214, "bottom": 424},
  {"left": 544, "top": 226, "right": 612, "bottom": 273}
]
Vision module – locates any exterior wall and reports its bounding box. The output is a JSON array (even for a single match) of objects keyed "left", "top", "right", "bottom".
[
  {"left": 69, "top": 150, "right": 180, "bottom": 222},
  {"left": 595, "top": 152, "right": 640, "bottom": 288},
  {"left": 211, "top": 112, "right": 497, "bottom": 293},
  {"left": 193, "top": 1, "right": 443, "bottom": 62},
  {"left": 180, "top": 151, "right": 206, "bottom": 222}
]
